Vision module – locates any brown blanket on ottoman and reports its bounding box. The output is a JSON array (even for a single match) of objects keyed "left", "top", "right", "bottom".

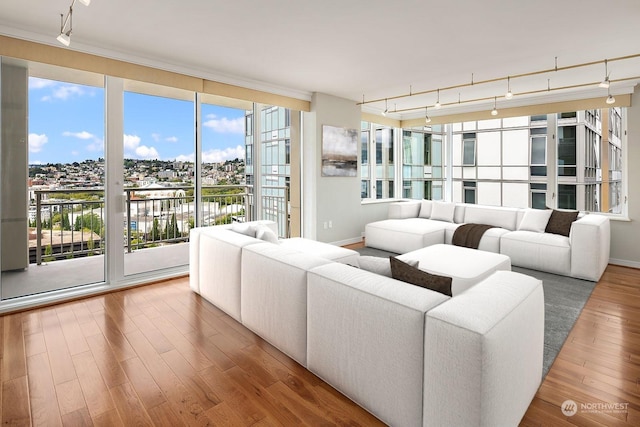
[{"left": 452, "top": 223, "right": 495, "bottom": 249}]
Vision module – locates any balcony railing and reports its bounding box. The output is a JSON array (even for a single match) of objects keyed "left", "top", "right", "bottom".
[{"left": 33, "top": 185, "right": 288, "bottom": 265}]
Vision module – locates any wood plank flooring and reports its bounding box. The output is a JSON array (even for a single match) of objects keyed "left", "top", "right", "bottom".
[
  {"left": 0, "top": 263, "right": 639, "bottom": 426},
  {"left": 0, "top": 278, "right": 384, "bottom": 426},
  {"left": 521, "top": 264, "right": 640, "bottom": 426}
]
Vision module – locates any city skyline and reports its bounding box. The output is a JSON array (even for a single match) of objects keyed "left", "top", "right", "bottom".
[{"left": 28, "top": 77, "right": 246, "bottom": 165}]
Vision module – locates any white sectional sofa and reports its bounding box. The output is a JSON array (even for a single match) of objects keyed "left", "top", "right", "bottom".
[
  {"left": 365, "top": 200, "right": 610, "bottom": 281},
  {"left": 190, "top": 221, "right": 545, "bottom": 426}
]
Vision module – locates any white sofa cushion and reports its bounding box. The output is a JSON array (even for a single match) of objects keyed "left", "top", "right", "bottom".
[
  {"left": 365, "top": 218, "right": 445, "bottom": 254},
  {"left": 424, "top": 271, "right": 544, "bottom": 426},
  {"left": 307, "top": 263, "right": 448, "bottom": 427},
  {"left": 500, "top": 230, "right": 571, "bottom": 276},
  {"left": 255, "top": 223, "right": 279, "bottom": 243},
  {"left": 430, "top": 201, "right": 456, "bottom": 222},
  {"left": 398, "top": 244, "right": 511, "bottom": 296},
  {"left": 388, "top": 200, "right": 422, "bottom": 219},
  {"left": 463, "top": 205, "right": 519, "bottom": 230},
  {"left": 418, "top": 200, "right": 433, "bottom": 218},
  {"left": 241, "top": 243, "right": 331, "bottom": 366},
  {"left": 280, "top": 237, "right": 359, "bottom": 264},
  {"left": 518, "top": 209, "right": 553, "bottom": 233}
]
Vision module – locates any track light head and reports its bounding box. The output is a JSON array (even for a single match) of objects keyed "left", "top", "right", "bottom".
[
  {"left": 56, "top": 0, "right": 90, "bottom": 47},
  {"left": 505, "top": 76, "right": 513, "bottom": 99},
  {"left": 491, "top": 96, "right": 498, "bottom": 116},
  {"left": 599, "top": 77, "right": 610, "bottom": 89},
  {"left": 606, "top": 94, "right": 616, "bottom": 104},
  {"left": 425, "top": 107, "right": 431, "bottom": 123},
  {"left": 57, "top": 32, "right": 71, "bottom": 46},
  {"left": 434, "top": 89, "right": 441, "bottom": 109}
]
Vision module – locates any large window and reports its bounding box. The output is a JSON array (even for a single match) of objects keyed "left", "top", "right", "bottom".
[
  {"left": 439, "top": 110, "right": 625, "bottom": 213},
  {"left": 361, "top": 122, "right": 395, "bottom": 200},
  {"left": 2, "top": 73, "right": 106, "bottom": 299},
  {"left": 123, "top": 87, "right": 195, "bottom": 277},
  {"left": 462, "top": 133, "right": 476, "bottom": 166},
  {"left": 401, "top": 128, "right": 444, "bottom": 200},
  {"left": 558, "top": 126, "right": 577, "bottom": 177},
  {"left": 530, "top": 127, "right": 547, "bottom": 176}
]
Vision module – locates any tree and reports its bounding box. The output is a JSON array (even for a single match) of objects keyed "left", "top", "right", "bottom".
[
  {"left": 150, "top": 218, "right": 161, "bottom": 241},
  {"left": 74, "top": 212, "right": 103, "bottom": 235},
  {"left": 61, "top": 211, "right": 72, "bottom": 231},
  {"left": 164, "top": 213, "right": 179, "bottom": 239}
]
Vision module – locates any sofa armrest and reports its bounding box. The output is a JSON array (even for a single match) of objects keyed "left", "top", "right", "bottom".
[
  {"left": 388, "top": 200, "right": 422, "bottom": 219},
  {"left": 570, "top": 214, "right": 610, "bottom": 281},
  {"left": 307, "top": 263, "right": 448, "bottom": 427},
  {"left": 424, "top": 271, "right": 544, "bottom": 427}
]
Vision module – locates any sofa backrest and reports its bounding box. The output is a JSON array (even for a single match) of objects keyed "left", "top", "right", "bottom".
[{"left": 463, "top": 204, "right": 520, "bottom": 230}]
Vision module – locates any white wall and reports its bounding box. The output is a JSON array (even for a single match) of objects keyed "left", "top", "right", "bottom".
[
  {"left": 303, "top": 93, "right": 362, "bottom": 244},
  {"left": 610, "top": 85, "right": 640, "bottom": 267}
]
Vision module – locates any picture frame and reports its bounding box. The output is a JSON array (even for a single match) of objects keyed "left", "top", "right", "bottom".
[{"left": 321, "top": 124, "right": 358, "bottom": 177}]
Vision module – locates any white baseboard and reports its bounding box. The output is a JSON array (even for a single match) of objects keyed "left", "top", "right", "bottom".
[{"left": 608, "top": 258, "right": 640, "bottom": 269}]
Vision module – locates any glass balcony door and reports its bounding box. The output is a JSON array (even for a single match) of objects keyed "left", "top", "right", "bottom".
[{"left": 1, "top": 63, "right": 106, "bottom": 300}]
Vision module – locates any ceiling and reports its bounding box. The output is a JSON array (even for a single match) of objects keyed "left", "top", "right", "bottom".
[{"left": 1, "top": 0, "right": 640, "bottom": 119}]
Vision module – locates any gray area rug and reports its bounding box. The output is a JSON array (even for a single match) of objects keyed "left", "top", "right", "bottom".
[{"left": 355, "top": 247, "right": 597, "bottom": 378}]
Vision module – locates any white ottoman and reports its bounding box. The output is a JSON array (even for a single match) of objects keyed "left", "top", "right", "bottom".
[
  {"left": 398, "top": 244, "right": 511, "bottom": 296},
  {"left": 279, "top": 237, "right": 360, "bottom": 265}
]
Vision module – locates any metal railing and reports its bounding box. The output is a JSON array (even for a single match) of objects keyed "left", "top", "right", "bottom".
[{"left": 33, "top": 185, "right": 288, "bottom": 264}]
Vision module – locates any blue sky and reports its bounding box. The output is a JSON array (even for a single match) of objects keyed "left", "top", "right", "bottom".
[{"left": 28, "top": 77, "right": 246, "bottom": 165}]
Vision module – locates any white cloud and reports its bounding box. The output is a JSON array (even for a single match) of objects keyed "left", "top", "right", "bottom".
[
  {"left": 30, "top": 160, "right": 44, "bottom": 165},
  {"left": 175, "top": 154, "right": 194, "bottom": 162},
  {"left": 71, "top": 150, "right": 80, "bottom": 156},
  {"left": 165, "top": 136, "right": 178, "bottom": 143},
  {"left": 202, "top": 145, "right": 245, "bottom": 163},
  {"left": 123, "top": 134, "right": 159, "bottom": 159},
  {"left": 135, "top": 145, "right": 160, "bottom": 159},
  {"left": 151, "top": 133, "right": 161, "bottom": 142},
  {"left": 124, "top": 134, "right": 142, "bottom": 151},
  {"left": 203, "top": 115, "right": 244, "bottom": 134},
  {"left": 52, "top": 84, "right": 85, "bottom": 100},
  {"left": 29, "top": 77, "right": 56, "bottom": 90},
  {"left": 29, "top": 133, "right": 48, "bottom": 153},
  {"left": 63, "top": 130, "right": 95, "bottom": 140}
]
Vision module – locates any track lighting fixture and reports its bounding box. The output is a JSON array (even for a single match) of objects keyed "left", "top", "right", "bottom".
[
  {"left": 599, "top": 59, "right": 611, "bottom": 89},
  {"left": 505, "top": 76, "right": 513, "bottom": 99},
  {"left": 382, "top": 99, "right": 388, "bottom": 116},
  {"left": 491, "top": 97, "right": 498, "bottom": 116},
  {"left": 360, "top": 54, "right": 639, "bottom": 117},
  {"left": 56, "top": 0, "right": 91, "bottom": 47},
  {"left": 425, "top": 106, "right": 431, "bottom": 123},
  {"left": 606, "top": 87, "right": 616, "bottom": 105}
]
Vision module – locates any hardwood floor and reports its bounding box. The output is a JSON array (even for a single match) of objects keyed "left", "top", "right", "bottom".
[
  {"left": 1, "top": 263, "right": 639, "bottom": 426},
  {"left": 521, "top": 264, "right": 640, "bottom": 426},
  {"left": 0, "top": 278, "right": 384, "bottom": 426}
]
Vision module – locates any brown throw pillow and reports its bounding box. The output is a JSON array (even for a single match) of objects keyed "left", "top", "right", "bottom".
[
  {"left": 389, "top": 257, "right": 452, "bottom": 297},
  {"left": 545, "top": 209, "right": 579, "bottom": 237}
]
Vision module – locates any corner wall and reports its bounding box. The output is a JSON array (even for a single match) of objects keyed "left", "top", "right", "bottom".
[
  {"left": 610, "top": 85, "right": 640, "bottom": 267},
  {"left": 303, "top": 93, "right": 361, "bottom": 244}
]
